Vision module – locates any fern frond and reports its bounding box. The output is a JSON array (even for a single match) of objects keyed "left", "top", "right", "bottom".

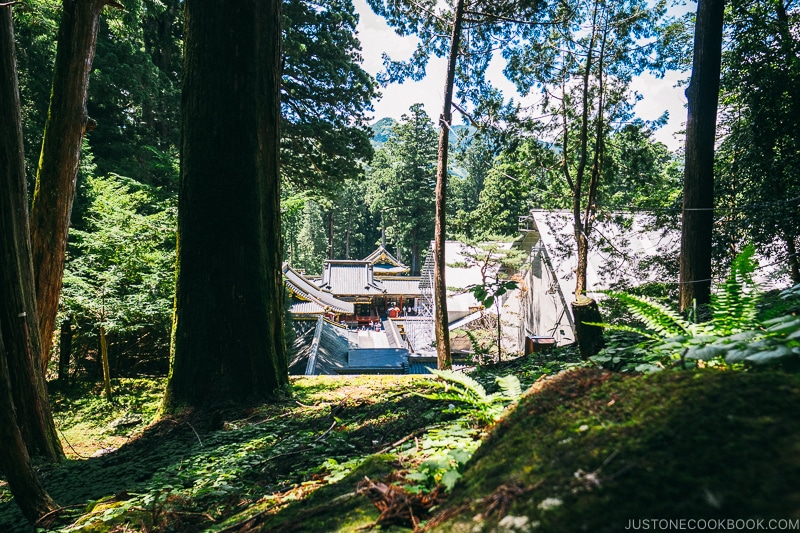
[
  {"left": 495, "top": 375, "right": 523, "bottom": 401},
  {"left": 602, "top": 290, "right": 691, "bottom": 338},
  {"left": 583, "top": 322, "right": 662, "bottom": 342},
  {"left": 712, "top": 245, "right": 760, "bottom": 335},
  {"left": 428, "top": 369, "right": 488, "bottom": 402}
]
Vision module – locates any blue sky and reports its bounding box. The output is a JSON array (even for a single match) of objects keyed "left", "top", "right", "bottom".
[{"left": 353, "top": 0, "right": 693, "bottom": 151}]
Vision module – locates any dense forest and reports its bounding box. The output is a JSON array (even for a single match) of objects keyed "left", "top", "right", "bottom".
[{"left": 1, "top": 0, "right": 799, "bottom": 530}]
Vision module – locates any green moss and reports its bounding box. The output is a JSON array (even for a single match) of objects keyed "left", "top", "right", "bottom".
[
  {"left": 431, "top": 369, "right": 800, "bottom": 532},
  {"left": 218, "top": 455, "right": 407, "bottom": 532}
]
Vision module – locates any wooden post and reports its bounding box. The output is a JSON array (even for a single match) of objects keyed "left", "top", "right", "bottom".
[
  {"left": 58, "top": 318, "right": 71, "bottom": 385},
  {"left": 99, "top": 325, "right": 112, "bottom": 400},
  {"left": 571, "top": 296, "right": 604, "bottom": 359}
]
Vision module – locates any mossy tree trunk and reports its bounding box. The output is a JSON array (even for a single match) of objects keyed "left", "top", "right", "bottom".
[
  {"left": 162, "top": 0, "right": 288, "bottom": 410},
  {"left": 433, "top": 0, "right": 464, "bottom": 370},
  {"left": 0, "top": 333, "right": 57, "bottom": 523},
  {"left": 0, "top": 5, "right": 63, "bottom": 463},
  {"left": 679, "top": 0, "right": 724, "bottom": 312},
  {"left": 29, "top": 0, "right": 119, "bottom": 369},
  {"left": 0, "top": 8, "right": 61, "bottom": 521}
]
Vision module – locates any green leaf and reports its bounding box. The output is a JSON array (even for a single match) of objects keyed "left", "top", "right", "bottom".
[
  {"left": 745, "top": 346, "right": 795, "bottom": 366},
  {"left": 684, "top": 345, "right": 728, "bottom": 361},
  {"left": 441, "top": 470, "right": 462, "bottom": 491}
]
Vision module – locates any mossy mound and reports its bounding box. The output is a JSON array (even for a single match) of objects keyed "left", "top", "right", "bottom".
[{"left": 429, "top": 368, "right": 800, "bottom": 532}]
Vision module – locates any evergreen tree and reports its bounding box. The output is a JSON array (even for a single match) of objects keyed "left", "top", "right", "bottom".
[
  {"left": 716, "top": 0, "right": 800, "bottom": 283},
  {"left": 29, "top": 0, "right": 122, "bottom": 368},
  {"left": 680, "top": 0, "right": 725, "bottom": 311},
  {"left": 0, "top": 6, "right": 59, "bottom": 520},
  {"left": 281, "top": 0, "right": 378, "bottom": 192},
  {"left": 366, "top": 104, "right": 437, "bottom": 275},
  {"left": 163, "top": 0, "right": 288, "bottom": 410},
  {"left": 504, "top": 0, "right": 669, "bottom": 356}
]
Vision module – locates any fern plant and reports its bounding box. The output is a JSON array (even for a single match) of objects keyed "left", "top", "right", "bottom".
[
  {"left": 710, "top": 244, "right": 760, "bottom": 336},
  {"left": 416, "top": 369, "right": 522, "bottom": 423},
  {"left": 590, "top": 247, "right": 800, "bottom": 371}
]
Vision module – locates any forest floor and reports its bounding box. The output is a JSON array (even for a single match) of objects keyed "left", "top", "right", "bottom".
[{"left": 1, "top": 347, "right": 799, "bottom": 532}]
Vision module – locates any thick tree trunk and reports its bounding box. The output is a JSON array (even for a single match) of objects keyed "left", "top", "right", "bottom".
[
  {"left": 433, "top": 0, "right": 465, "bottom": 370},
  {"left": 163, "top": 0, "right": 288, "bottom": 410},
  {"left": 0, "top": 331, "right": 57, "bottom": 523},
  {"left": 0, "top": 6, "right": 63, "bottom": 462},
  {"left": 680, "top": 0, "right": 725, "bottom": 312},
  {"left": 786, "top": 235, "right": 800, "bottom": 285},
  {"left": 571, "top": 296, "right": 604, "bottom": 359},
  {"left": 30, "top": 0, "right": 114, "bottom": 369}
]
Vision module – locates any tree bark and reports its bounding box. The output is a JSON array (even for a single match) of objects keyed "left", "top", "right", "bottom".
[
  {"left": 571, "top": 296, "right": 604, "bottom": 359},
  {"left": 433, "top": 0, "right": 465, "bottom": 370},
  {"left": 680, "top": 0, "right": 725, "bottom": 312},
  {"left": 0, "top": 8, "right": 60, "bottom": 522},
  {"left": 0, "top": 5, "right": 63, "bottom": 463},
  {"left": 29, "top": 0, "right": 115, "bottom": 369},
  {"left": 163, "top": 0, "right": 288, "bottom": 410},
  {"left": 0, "top": 330, "right": 57, "bottom": 523},
  {"left": 786, "top": 234, "right": 800, "bottom": 285}
]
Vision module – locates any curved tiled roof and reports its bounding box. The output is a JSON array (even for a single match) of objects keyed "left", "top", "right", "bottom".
[
  {"left": 362, "top": 245, "right": 409, "bottom": 274},
  {"left": 283, "top": 263, "right": 354, "bottom": 315}
]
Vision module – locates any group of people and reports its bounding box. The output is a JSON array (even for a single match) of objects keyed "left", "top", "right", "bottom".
[{"left": 361, "top": 319, "right": 382, "bottom": 332}]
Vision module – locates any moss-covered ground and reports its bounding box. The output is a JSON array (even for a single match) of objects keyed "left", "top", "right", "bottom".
[{"left": 1, "top": 351, "right": 799, "bottom": 532}]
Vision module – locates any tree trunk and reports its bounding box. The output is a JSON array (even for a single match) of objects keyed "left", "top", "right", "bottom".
[
  {"left": 786, "top": 234, "right": 800, "bottom": 285},
  {"left": 58, "top": 318, "right": 71, "bottom": 385},
  {"left": 162, "top": 0, "right": 288, "bottom": 410},
  {"left": 680, "top": 0, "right": 725, "bottom": 312},
  {"left": 0, "top": 330, "right": 57, "bottom": 523},
  {"left": 99, "top": 325, "right": 112, "bottom": 400},
  {"left": 0, "top": 6, "right": 63, "bottom": 462},
  {"left": 29, "top": 0, "right": 116, "bottom": 369},
  {"left": 327, "top": 210, "right": 334, "bottom": 260},
  {"left": 571, "top": 296, "right": 604, "bottom": 359},
  {"left": 433, "top": 0, "right": 465, "bottom": 370}
]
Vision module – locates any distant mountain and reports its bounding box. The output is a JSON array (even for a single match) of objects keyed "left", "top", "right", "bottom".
[
  {"left": 370, "top": 118, "right": 397, "bottom": 147},
  {"left": 370, "top": 118, "right": 476, "bottom": 150}
]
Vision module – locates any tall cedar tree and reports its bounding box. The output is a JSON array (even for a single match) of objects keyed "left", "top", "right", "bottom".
[
  {"left": 0, "top": 5, "right": 59, "bottom": 522},
  {"left": 366, "top": 105, "right": 437, "bottom": 275},
  {"left": 680, "top": 0, "right": 725, "bottom": 311},
  {"left": 502, "top": 0, "right": 669, "bottom": 356},
  {"left": 29, "top": 0, "right": 120, "bottom": 368},
  {"left": 162, "top": 0, "right": 288, "bottom": 409},
  {"left": 0, "top": 4, "right": 63, "bottom": 462}
]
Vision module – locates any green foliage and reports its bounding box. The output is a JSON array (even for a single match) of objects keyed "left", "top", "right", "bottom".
[
  {"left": 417, "top": 369, "right": 522, "bottom": 423},
  {"left": 468, "top": 138, "right": 563, "bottom": 238},
  {"left": 592, "top": 248, "right": 800, "bottom": 372},
  {"left": 61, "top": 174, "right": 176, "bottom": 373},
  {"left": 716, "top": 0, "right": 800, "bottom": 279},
  {"left": 711, "top": 244, "right": 761, "bottom": 336},
  {"left": 594, "top": 291, "right": 693, "bottom": 342},
  {"left": 366, "top": 104, "right": 437, "bottom": 273},
  {"left": 281, "top": 0, "right": 378, "bottom": 192},
  {"left": 402, "top": 423, "right": 480, "bottom": 493}
]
